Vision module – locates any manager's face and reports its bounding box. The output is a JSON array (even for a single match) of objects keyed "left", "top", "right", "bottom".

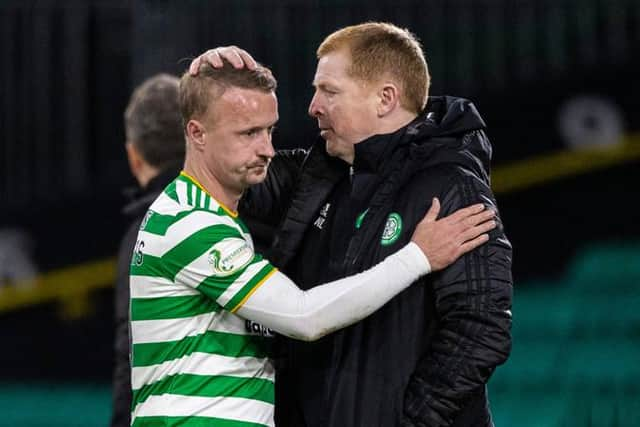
[{"left": 308, "top": 49, "right": 379, "bottom": 164}]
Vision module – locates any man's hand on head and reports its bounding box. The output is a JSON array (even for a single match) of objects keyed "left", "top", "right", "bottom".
[
  {"left": 189, "top": 46, "right": 258, "bottom": 75},
  {"left": 411, "top": 198, "right": 496, "bottom": 271}
]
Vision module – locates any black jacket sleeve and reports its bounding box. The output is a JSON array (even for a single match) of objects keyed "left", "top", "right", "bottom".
[
  {"left": 402, "top": 167, "right": 513, "bottom": 427},
  {"left": 239, "top": 148, "right": 307, "bottom": 225}
]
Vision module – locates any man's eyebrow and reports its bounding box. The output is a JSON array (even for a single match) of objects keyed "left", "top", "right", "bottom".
[
  {"left": 313, "top": 82, "right": 335, "bottom": 90},
  {"left": 239, "top": 119, "right": 279, "bottom": 133}
]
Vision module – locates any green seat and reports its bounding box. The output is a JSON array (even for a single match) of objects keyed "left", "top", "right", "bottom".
[{"left": 490, "top": 241, "right": 640, "bottom": 427}]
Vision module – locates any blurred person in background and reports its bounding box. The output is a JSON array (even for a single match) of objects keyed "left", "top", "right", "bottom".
[
  {"left": 127, "top": 60, "right": 495, "bottom": 426},
  {"left": 0, "top": 227, "right": 38, "bottom": 288},
  {"left": 191, "top": 21, "right": 513, "bottom": 427},
  {"left": 111, "top": 73, "right": 185, "bottom": 427}
]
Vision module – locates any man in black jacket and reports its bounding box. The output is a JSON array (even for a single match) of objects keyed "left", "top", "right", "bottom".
[
  {"left": 111, "top": 74, "right": 185, "bottom": 427},
  {"left": 193, "top": 21, "right": 512, "bottom": 427}
]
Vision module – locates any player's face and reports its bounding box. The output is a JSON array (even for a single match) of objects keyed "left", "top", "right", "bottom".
[
  {"left": 308, "top": 49, "right": 379, "bottom": 164},
  {"left": 202, "top": 87, "right": 277, "bottom": 193}
]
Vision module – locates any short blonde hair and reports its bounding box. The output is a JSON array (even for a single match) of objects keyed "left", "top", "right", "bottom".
[
  {"left": 179, "top": 61, "right": 277, "bottom": 128},
  {"left": 317, "top": 22, "right": 430, "bottom": 114}
]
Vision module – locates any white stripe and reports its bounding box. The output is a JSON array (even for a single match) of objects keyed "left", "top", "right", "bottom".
[
  {"left": 135, "top": 230, "right": 168, "bottom": 257},
  {"left": 163, "top": 210, "right": 242, "bottom": 256},
  {"left": 150, "top": 192, "right": 191, "bottom": 216},
  {"left": 199, "top": 189, "right": 206, "bottom": 209},
  {"left": 190, "top": 184, "right": 197, "bottom": 207},
  {"left": 131, "top": 351, "right": 274, "bottom": 390},
  {"left": 170, "top": 234, "right": 264, "bottom": 293},
  {"left": 209, "top": 196, "right": 221, "bottom": 212},
  {"left": 131, "top": 305, "right": 261, "bottom": 344},
  {"left": 175, "top": 180, "right": 189, "bottom": 205},
  {"left": 174, "top": 251, "right": 210, "bottom": 289},
  {"left": 133, "top": 394, "right": 274, "bottom": 426},
  {"left": 208, "top": 309, "right": 257, "bottom": 334},
  {"left": 216, "top": 259, "right": 269, "bottom": 307},
  {"left": 131, "top": 312, "right": 214, "bottom": 344},
  {"left": 195, "top": 188, "right": 202, "bottom": 208},
  {"left": 130, "top": 275, "right": 199, "bottom": 299},
  {"left": 138, "top": 211, "right": 220, "bottom": 259},
  {"left": 206, "top": 196, "right": 212, "bottom": 211}
]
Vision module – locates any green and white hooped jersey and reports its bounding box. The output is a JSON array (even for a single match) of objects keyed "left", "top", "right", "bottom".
[{"left": 129, "top": 172, "right": 277, "bottom": 427}]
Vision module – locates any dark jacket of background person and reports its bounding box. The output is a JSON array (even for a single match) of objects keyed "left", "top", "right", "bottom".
[
  {"left": 111, "top": 167, "right": 180, "bottom": 427},
  {"left": 111, "top": 73, "right": 185, "bottom": 427},
  {"left": 242, "top": 96, "right": 513, "bottom": 427}
]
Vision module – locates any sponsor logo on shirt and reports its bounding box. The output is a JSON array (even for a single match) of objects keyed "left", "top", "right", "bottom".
[
  {"left": 208, "top": 237, "right": 254, "bottom": 277},
  {"left": 245, "top": 319, "right": 276, "bottom": 337},
  {"left": 381, "top": 212, "right": 403, "bottom": 246},
  {"left": 313, "top": 202, "right": 331, "bottom": 230}
]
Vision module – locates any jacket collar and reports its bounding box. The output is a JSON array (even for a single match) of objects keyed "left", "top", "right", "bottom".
[
  {"left": 352, "top": 126, "right": 406, "bottom": 174},
  {"left": 351, "top": 112, "right": 428, "bottom": 175}
]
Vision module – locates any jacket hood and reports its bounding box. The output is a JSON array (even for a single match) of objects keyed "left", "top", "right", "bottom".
[
  {"left": 408, "top": 96, "right": 492, "bottom": 180},
  {"left": 421, "top": 95, "right": 486, "bottom": 137},
  {"left": 352, "top": 96, "right": 492, "bottom": 183}
]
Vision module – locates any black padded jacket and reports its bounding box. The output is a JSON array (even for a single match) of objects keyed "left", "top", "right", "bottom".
[{"left": 241, "top": 96, "right": 513, "bottom": 427}]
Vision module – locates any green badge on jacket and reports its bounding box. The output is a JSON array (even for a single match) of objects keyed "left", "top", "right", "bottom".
[{"left": 381, "top": 212, "right": 403, "bottom": 245}]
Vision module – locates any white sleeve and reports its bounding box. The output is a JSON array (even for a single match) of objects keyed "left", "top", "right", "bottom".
[{"left": 235, "top": 242, "right": 431, "bottom": 341}]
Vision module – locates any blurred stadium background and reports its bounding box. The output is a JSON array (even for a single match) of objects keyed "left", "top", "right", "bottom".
[{"left": 1, "top": 0, "right": 639, "bottom": 425}]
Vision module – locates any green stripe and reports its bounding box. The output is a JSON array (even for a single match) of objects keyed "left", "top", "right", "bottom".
[
  {"left": 131, "top": 295, "right": 219, "bottom": 321},
  {"left": 177, "top": 173, "right": 194, "bottom": 186},
  {"left": 132, "top": 330, "right": 271, "bottom": 367},
  {"left": 186, "top": 182, "right": 193, "bottom": 205},
  {"left": 194, "top": 255, "right": 268, "bottom": 303},
  {"left": 131, "top": 254, "right": 171, "bottom": 280},
  {"left": 142, "top": 210, "right": 193, "bottom": 236},
  {"left": 197, "top": 187, "right": 205, "bottom": 208},
  {"left": 131, "top": 225, "right": 242, "bottom": 282},
  {"left": 163, "top": 224, "right": 240, "bottom": 279},
  {"left": 223, "top": 261, "right": 274, "bottom": 312},
  {"left": 235, "top": 216, "right": 250, "bottom": 234},
  {"left": 143, "top": 204, "right": 236, "bottom": 236},
  {"left": 132, "top": 373, "right": 274, "bottom": 407},
  {"left": 132, "top": 416, "right": 269, "bottom": 427},
  {"left": 163, "top": 181, "right": 179, "bottom": 203}
]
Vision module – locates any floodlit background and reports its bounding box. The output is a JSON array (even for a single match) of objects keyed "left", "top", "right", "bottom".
[{"left": 1, "top": 0, "right": 639, "bottom": 425}]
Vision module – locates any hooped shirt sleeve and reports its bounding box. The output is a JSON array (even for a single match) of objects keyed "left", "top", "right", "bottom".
[{"left": 174, "top": 220, "right": 278, "bottom": 313}]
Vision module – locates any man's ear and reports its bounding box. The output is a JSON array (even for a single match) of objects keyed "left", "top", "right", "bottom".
[
  {"left": 377, "top": 83, "right": 400, "bottom": 117},
  {"left": 186, "top": 119, "right": 206, "bottom": 151},
  {"left": 125, "top": 142, "right": 143, "bottom": 177}
]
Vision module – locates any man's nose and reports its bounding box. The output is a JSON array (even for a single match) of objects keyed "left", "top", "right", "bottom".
[
  {"left": 258, "top": 133, "right": 275, "bottom": 158},
  {"left": 308, "top": 92, "right": 322, "bottom": 118}
]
